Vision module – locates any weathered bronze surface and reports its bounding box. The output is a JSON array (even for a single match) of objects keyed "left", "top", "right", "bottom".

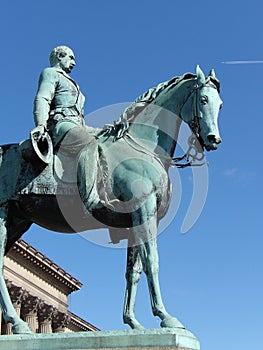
[{"left": 0, "top": 46, "right": 222, "bottom": 334}]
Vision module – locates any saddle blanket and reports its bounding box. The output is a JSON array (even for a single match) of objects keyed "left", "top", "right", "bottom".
[{"left": 16, "top": 138, "right": 99, "bottom": 196}]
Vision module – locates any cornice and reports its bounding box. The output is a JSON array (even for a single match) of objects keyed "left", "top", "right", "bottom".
[
  {"left": 68, "top": 311, "right": 100, "bottom": 332},
  {"left": 7, "top": 239, "right": 82, "bottom": 295}
]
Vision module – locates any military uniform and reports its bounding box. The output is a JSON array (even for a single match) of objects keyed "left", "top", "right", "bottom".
[{"left": 33, "top": 67, "right": 88, "bottom": 151}]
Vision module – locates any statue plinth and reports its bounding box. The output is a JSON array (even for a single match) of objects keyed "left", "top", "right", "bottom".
[{"left": 0, "top": 328, "right": 200, "bottom": 350}]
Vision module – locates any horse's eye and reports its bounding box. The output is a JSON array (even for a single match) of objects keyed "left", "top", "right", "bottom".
[{"left": 200, "top": 95, "right": 208, "bottom": 105}]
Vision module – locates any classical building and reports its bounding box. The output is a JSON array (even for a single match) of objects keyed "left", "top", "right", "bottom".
[{"left": 1, "top": 239, "right": 99, "bottom": 334}]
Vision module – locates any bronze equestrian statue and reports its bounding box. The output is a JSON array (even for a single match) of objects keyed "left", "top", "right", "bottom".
[{"left": 0, "top": 46, "right": 222, "bottom": 333}]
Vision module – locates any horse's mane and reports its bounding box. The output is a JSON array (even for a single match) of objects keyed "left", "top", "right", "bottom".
[
  {"left": 96, "top": 72, "right": 214, "bottom": 140},
  {"left": 131, "top": 73, "right": 194, "bottom": 105}
]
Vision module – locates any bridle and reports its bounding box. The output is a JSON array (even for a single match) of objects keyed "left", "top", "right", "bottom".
[
  {"left": 171, "top": 135, "right": 207, "bottom": 169},
  {"left": 98, "top": 76, "right": 219, "bottom": 169},
  {"left": 171, "top": 79, "right": 218, "bottom": 168}
]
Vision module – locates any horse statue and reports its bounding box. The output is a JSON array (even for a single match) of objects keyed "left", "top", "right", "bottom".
[{"left": 0, "top": 66, "right": 222, "bottom": 334}]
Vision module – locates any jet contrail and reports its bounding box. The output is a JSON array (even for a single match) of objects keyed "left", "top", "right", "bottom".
[{"left": 222, "top": 60, "right": 263, "bottom": 64}]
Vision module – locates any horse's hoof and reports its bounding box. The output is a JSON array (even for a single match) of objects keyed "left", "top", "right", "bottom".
[
  {"left": 160, "top": 316, "right": 185, "bottom": 329},
  {"left": 123, "top": 316, "right": 145, "bottom": 330},
  {"left": 131, "top": 323, "right": 145, "bottom": 331},
  {"left": 12, "top": 321, "right": 32, "bottom": 334}
]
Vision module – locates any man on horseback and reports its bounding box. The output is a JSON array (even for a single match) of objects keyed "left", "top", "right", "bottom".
[
  {"left": 31, "top": 45, "right": 93, "bottom": 155},
  {"left": 30, "top": 45, "right": 105, "bottom": 210}
]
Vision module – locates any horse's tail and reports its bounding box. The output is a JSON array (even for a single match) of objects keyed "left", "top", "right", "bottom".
[{"left": 0, "top": 143, "right": 22, "bottom": 206}]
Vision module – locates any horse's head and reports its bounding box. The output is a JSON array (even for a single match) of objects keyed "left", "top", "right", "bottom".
[{"left": 180, "top": 65, "right": 222, "bottom": 152}]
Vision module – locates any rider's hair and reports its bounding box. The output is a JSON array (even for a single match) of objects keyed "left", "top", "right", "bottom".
[{"left": 49, "top": 46, "right": 72, "bottom": 66}]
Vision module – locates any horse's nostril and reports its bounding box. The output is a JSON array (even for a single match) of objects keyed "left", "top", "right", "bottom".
[
  {"left": 207, "top": 135, "right": 216, "bottom": 142},
  {"left": 207, "top": 135, "right": 222, "bottom": 144}
]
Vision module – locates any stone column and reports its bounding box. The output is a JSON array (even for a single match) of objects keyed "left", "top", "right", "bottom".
[
  {"left": 52, "top": 311, "right": 71, "bottom": 333},
  {"left": 9, "top": 285, "right": 27, "bottom": 317},
  {"left": 38, "top": 304, "right": 56, "bottom": 333},
  {"left": 1, "top": 322, "right": 12, "bottom": 335},
  {"left": 3, "top": 281, "right": 26, "bottom": 334},
  {"left": 21, "top": 295, "right": 42, "bottom": 333}
]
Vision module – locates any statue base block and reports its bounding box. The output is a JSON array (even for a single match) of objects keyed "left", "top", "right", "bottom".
[{"left": 0, "top": 328, "right": 200, "bottom": 350}]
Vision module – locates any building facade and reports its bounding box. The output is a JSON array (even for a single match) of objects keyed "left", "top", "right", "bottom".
[{"left": 1, "top": 239, "right": 99, "bottom": 334}]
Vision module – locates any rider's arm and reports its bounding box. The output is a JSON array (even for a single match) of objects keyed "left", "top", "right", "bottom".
[{"left": 33, "top": 68, "right": 57, "bottom": 128}]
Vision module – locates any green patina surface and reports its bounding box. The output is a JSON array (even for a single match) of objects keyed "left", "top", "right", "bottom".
[
  {"left": 0, "top": 46, "right": 222, "bottom": 339},
  {"left": 0, "top": 328, "right": 200, "bottom": 350}
]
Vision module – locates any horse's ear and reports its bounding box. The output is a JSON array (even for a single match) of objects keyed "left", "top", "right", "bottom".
[
  {"left": 208, "top": 68, "right": 220, "bottom": 92},
  {"left": 209, "top": 69, "right": 216, "bottom": 79},
  {"left": 196, "top": 65, "right": 206, "bottom": 85}
]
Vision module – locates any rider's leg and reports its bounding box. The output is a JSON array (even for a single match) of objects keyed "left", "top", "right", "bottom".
[
  {"left": 56, "top": 125, "right": 95, "bottom": 156},
  {"left": 61, "top": 127, "right": 119, "bottom": 212},
  {"left": 55, "top": 126, "right": 102, "bottom": 211}
]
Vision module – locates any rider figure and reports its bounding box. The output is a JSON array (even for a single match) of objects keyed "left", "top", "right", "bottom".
[
  {"left": 31, "top": 45, "right": 92, "bottom": 155},
  {"left": 30, "top": 45, "right": 109, "bottom": 210}
]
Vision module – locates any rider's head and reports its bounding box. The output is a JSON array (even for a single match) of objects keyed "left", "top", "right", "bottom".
[{"left": 49, "top": 46, "right": 76, "bottom": 74}]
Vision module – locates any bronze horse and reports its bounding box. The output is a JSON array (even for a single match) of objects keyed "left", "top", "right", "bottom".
[{"left": 0, "top": 66, "right": 222, "bottom": 333}]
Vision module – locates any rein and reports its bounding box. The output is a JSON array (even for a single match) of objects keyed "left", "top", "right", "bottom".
[
  {"left": 171, "top": 135, "right": 208, "bottom": 169},
  {"left": 179, "top": 82, "right": 204, "bottom": 138},
  {"left": 99, "top": 76, "right": 217, "bottom": 170},
  {"left": 124, "top": 132, "right": 208, "bottom": 170}
]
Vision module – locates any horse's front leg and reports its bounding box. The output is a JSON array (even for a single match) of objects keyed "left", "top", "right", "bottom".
[
  {"left": 123, "top": 236, "right": 144, "bottom": 330},
  {"left": 133, "top": 202, "right": 184, "bottom": 329},
  {"left": 0, "top": 207, "right": 31, "bottom": 334}
]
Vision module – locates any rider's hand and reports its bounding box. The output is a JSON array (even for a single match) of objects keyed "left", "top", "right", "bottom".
[{"left": 30, "top": 125, "right": 46, "bottom": 142}]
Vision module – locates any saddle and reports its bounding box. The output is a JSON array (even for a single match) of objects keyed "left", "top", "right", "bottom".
[{"left": 17, "top": 137, "right": 99, "bottom": 197}]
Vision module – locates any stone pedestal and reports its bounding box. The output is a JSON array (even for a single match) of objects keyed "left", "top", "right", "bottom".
[{"left": 0, "top": 328, "right": 200, "bottom": 350}]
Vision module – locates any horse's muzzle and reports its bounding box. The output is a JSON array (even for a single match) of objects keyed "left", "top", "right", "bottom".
[{"left": 205, "top": 135, "right": 222, "bottom": 151}]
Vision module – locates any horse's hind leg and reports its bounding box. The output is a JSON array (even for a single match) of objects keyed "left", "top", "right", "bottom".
[
  {"left": 0, "top": 207, "right": 31, "bottom": 334},
  {"left": 123, "top": 238, "right": 144, "bottom": 330}
]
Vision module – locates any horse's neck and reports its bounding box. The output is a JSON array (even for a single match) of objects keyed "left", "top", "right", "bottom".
[{"left": 128, "top": 100, "right": 182, "bottom": 159}]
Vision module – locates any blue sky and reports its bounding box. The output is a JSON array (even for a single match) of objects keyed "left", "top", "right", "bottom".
[{"left": 0, "top": 1, "right": 263, "bottom": 349}]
